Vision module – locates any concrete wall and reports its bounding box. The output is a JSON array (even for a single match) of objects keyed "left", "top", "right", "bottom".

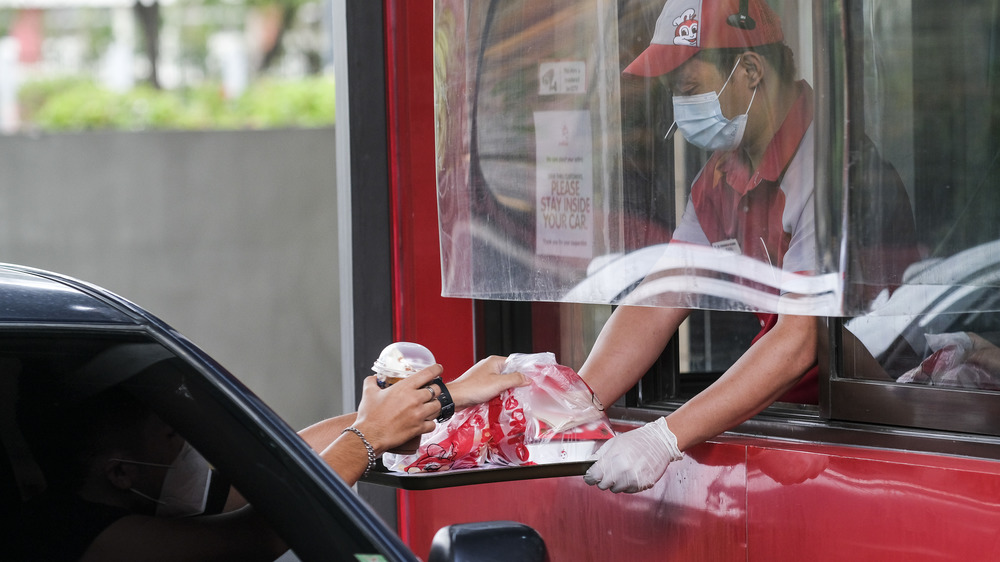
[{"left": 0, "top": 128, "right": 342, "bottom": 430}]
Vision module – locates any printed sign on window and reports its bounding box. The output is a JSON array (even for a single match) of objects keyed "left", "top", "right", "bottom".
[
  {"left": 534, "top": 110, "right": 593, "bottom": 259},
  {"left": 539, "top": 61, "right": 586, "bottom": 95}
]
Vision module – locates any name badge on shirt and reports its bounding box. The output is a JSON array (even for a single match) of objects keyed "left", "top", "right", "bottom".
[{"left": 712, "top": 239, "right": 742, "bottom": 255}]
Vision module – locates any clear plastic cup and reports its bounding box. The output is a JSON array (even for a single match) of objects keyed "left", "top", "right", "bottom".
[
  {"left": 372, "top": 341, "right": 436, "bottom": 388},
  {"left": 372, "top": 342, "right": 437, "bottom": 455}
]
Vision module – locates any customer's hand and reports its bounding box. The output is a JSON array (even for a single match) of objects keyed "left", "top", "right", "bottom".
[
  {"left": 353, "top": 366, "right": 443, "bottom": 454},
  {"left": 448, "top": 355, "right": 530, "bottom": 409}
]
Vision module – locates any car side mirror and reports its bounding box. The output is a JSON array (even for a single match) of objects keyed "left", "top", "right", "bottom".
[{"left": 427, "top": 520, "right": 548, "bottom": 562}]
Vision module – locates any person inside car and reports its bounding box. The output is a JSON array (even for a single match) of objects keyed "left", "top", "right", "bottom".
[{"left": 10, "top": 356, "right": 525, "bottom": 561}]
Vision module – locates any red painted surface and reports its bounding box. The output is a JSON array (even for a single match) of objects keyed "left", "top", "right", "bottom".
[
  {"left": 379, "top": 1, "right": 1000, "bottom": 559},
  {"left": 745, "top": 444, "right": 1000, "bottom": 561},
  {"left": 383, "top": 0, "right": 476, "bottom": 377},
  {"left": 382, "top": 0, "right": 477, "bottom": 546},
  {"left": 399, "top": 439, "right": 747, "bottom": 561},
  {"left": 399, "top": 423, "right": 1000, "bottom": 561}
]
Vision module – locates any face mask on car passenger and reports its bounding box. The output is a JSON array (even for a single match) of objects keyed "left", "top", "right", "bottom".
[
  {"left": 670, "top": 57, "right": 757, "bottom": 151},
  {"left": 117, "top": 441, "right": 213, "bottom": 518}
]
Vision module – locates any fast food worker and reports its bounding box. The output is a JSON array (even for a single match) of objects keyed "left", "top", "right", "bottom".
[{"left": 581, "top": 0, "right": 829, "bottom": 493}]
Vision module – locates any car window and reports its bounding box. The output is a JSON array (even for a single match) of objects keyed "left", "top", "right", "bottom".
[{"left": 0, "top": 331, "right": 409, "bottom": 561}]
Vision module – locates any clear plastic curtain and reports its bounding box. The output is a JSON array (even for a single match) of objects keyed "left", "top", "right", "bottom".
[{"left": 435, "top": 0, "right": 1000, "bottom": 318}]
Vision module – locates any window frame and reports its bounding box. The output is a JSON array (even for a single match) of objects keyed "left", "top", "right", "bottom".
[
  {"left": 820, "top": 0, "right": 1000, "bottom": 440},
  {"left": 469, "top": 0, "right": 1000, "bottom": 456}
]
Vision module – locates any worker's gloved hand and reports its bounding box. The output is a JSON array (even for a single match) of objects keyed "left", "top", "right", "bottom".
[{"left": 583, "top": 417, "right": 682, "bottom": 493}]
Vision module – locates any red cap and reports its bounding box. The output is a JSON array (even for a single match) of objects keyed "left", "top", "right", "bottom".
[{"left": 624, "top": 0, "right": 784, "bottom": 77}]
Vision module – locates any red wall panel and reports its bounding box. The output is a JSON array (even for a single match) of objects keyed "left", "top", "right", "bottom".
[
  {"left": 383, "top": 0, "right": 476, "bottom": 378},
  {"left": 378, "top": 1, "right": 1000, "bottom": 560},
  {"left": 397, "top": 430, "right": 1000, "bottom": 561}
]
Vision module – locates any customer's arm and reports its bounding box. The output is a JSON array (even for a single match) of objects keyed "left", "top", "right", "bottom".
[
  {"left": 307, "top": 367, "right": 443, "bottom": 484},
  {"left": 300, "top": 358, "right": 528, "bottom": 484}
]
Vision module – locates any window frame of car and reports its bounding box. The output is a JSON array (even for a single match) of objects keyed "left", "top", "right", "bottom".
[{"left": 2, "top": 322, "right": 421, "bottom": 562}]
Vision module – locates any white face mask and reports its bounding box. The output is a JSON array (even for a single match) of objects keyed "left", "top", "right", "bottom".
[
  {"left": 119, "top": 441, "right": 212, "bottom": 518},
  {"left": 670, "top": 58, "right": 757, "bottom": 151},
  {"left": 155, "top": 442, "right": 212, "bottom": 518}
]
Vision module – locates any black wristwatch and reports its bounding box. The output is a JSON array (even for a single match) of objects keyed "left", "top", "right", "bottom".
[{"left": 430, "top": 376, "right": 455, "bottom": 422}]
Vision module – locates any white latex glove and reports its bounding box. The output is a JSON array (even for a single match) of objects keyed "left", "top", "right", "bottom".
[{"left": 583, "top": 417, "right": 683, "bottom": 493}]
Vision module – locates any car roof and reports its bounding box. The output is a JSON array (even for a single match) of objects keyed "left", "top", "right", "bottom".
[{"left": 0, "top": 263, "right": 140, "bottom": 325}]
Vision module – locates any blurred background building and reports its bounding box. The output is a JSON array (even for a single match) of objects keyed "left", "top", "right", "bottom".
[
  {"left": 0, "top": 0, "right": 344, "bottom": 431},
  {"left": 0, "top": 0, "right": 335, "bottom": 132}
]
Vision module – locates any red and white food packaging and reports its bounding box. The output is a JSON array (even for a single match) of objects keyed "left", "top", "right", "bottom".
[{"left": 383, "top": 352, "right": 614, "bottom": 473}]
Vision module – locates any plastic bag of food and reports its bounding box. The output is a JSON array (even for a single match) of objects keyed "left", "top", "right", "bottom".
[
  {"left": 381, "top": 406, "right": 493, "bottom": 472},
  {"left": 486, "top": 353, "right": 614, "bottom": 466},
  {"left": 383, "top": 353, "right": 614, "bottom": 473},
  {"left": 897, "top": 332, "right": 1000, "bottom": 390}
]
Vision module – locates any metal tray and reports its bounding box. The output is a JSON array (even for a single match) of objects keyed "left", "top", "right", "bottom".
[{"left": 364, "top": 460, "right": 594, "bottom": 490}]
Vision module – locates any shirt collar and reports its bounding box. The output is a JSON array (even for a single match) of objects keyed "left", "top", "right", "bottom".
[{"left": 708, "top": 81, "right": 814, "bottom": 196}]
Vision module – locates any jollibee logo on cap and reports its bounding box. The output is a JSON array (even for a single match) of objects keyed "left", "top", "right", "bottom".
[
  {"left": 648, "top": 0, "right": 705, "bottom": 49},
  {"left": 672, "top": 8, "right": 700, "bottom": 46},
  {"left": 627, "top": 0, "right": 783, "bottom": 77}
]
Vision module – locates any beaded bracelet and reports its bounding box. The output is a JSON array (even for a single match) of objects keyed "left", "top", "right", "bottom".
[{"left": 342, "top": 426, "right": 376, "bottom": 478}]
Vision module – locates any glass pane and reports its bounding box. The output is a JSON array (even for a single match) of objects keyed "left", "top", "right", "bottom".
[
  {"left": 531, "top": 302, "right": 759, "bottom": 407},
  {"left": 846, "top": 0, "right": 1000, "bottom": 309},
  {"left": 436, "top": 0, "right": 850, "bottom": 314},
  {"left": 843, "top": 0, "right": 1000, "bottom": 390}
]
